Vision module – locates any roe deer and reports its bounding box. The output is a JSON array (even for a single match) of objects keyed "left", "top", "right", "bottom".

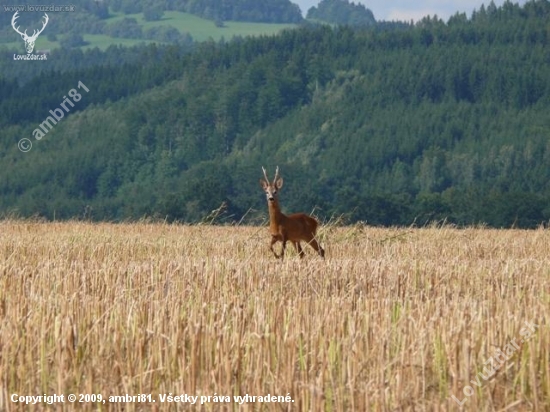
[{"left": 260, "top": 166, "right": 324, "bottom": 260}]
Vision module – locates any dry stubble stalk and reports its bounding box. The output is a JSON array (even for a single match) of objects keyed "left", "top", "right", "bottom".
[{"left": 0, "top": 221, "right": 548, "bottom": 411}]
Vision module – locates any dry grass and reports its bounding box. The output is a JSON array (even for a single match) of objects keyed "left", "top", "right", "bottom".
[{"left": 0, "top": 220, "right": 548, "bottom": 411}]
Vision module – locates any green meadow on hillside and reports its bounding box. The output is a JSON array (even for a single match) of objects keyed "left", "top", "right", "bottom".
[
  {"left": 2, "top": 10, "right": 297, "bottom": 51},
  {"left": 106, "top": 10, "right": 298, "bottom": 42}
]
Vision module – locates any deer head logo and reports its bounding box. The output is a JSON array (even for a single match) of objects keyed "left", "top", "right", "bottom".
[{"left": 11, "top": 11, "right": 49, "bottom": 54}]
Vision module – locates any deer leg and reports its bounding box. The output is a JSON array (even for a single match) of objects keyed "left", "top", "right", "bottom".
[
  {"left": 307, "top": 237, "right": 325, "bottom": 258},
  {"left": 293, "top": 241, "right": 305, "bottom": 258},
  {"left": 270, "top": 236, "right": 281, "bottom": 259},
  {"left": 280, "top": 236, "right": 287, "bottom": 260}
]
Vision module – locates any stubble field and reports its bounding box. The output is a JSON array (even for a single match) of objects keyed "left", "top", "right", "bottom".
[{"left": 0, "top": 220, "right": 548, "bottom": 411}]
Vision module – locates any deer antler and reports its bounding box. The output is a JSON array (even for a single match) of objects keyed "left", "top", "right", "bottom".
[
  {"left": 262, "top": 166, "right": 270, "bottom": 184},
  {"left": 11, "top": 11, "right": 26, "bottom": 37},
  {"left": 273, "top": 166, "right": 280, "bottom": 184}
]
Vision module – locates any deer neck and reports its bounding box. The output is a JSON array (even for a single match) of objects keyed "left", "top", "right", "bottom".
[{"left": 267, "top": 199, "right": 285, "bottom": 225}]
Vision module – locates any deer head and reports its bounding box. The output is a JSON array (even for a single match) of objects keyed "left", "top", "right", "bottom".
[
  {"left": 12, "top": 12, "right": 49, "bottom": 54},
  {"left": 260, "top": 166, "right": 283, "bottom": 203}
]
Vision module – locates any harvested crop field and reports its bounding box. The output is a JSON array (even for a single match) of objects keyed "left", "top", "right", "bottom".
[{"left": 0, "top": 221, "right": 548, "bottom": 411}]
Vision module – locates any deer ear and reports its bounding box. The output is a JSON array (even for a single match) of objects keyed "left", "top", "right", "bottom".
[
  {"left": 275, "top": 178, "right": 283, "bottom": 189},
  {"left": 260, "top": 179, "right": 268, "bottom": 189}
]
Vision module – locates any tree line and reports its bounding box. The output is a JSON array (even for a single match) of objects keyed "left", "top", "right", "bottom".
[
  {"left": 1, "top": 0, "right": 550, "bottom": 227},
  {"left": 307, "top": 0, "right": 376, "bottom": 26}
]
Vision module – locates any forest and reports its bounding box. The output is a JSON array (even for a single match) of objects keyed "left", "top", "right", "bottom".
[
  {"left": 1, "top": 0, "right": 550, "bottom": 228},
  {"left": 307, "top": 0, "right": 376, "bottom": 26}
]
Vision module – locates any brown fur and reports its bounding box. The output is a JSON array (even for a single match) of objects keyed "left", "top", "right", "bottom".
[{"left": 260, "top": 169, "right": 325, "bottom": 260}]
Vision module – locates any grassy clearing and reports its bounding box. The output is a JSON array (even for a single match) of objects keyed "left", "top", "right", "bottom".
[
  {"left": 0, "top": 221, "right": 548, "bottom": 411},
  {"left": 104, "top": 11, "right": 297, "bottom": 42},
  {"left": 1, "top": 11, "right": 296, "bottom": 52}
]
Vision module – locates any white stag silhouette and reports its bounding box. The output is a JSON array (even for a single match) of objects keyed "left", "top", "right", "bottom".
[{"left": 11, "top": 11, "right": 49, "bottom": 54}]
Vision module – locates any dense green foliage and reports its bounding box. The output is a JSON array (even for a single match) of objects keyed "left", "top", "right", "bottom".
[
  {"left": 2, "top": 1, "right": 550, "bottom": 227},
  {"left": 0, "top": 0, "right": 303, "bottom": 25},
  {"left": 0, "top": 42, "right": 194, "bottom": 85},
  {"left": 307, "top": 0, "right": 376, "bottom": 26},
  {"left": 180, "top": 0, "right": 303, "bottom": 23},
  {"left": 108, "top": 0, "right": 303, "bottom": 23}
]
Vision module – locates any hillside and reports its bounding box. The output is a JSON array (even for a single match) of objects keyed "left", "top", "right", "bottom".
[
  {"left": 1, "top": 5, "right": 297, "bottom": 59},
  {"left": 1, "top": 1, "right": 550, "bottom": 227}
]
